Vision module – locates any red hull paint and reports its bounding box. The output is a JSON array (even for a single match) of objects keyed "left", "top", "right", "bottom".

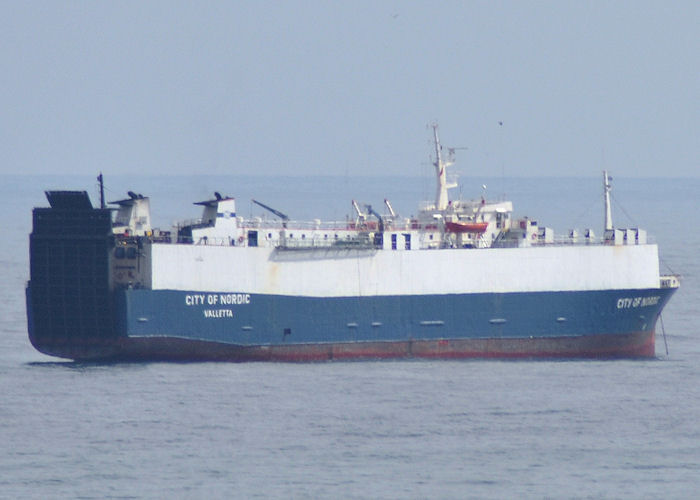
[{"left": 34, "top": 330, "right": 656, "bottom": 362}]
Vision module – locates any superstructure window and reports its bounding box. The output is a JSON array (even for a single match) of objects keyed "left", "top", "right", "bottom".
[{"left": 248, "top": 230, "right": 258, "bottom": 247}]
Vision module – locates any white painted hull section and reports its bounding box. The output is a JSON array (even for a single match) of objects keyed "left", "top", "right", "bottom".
[{"left": 149, "top": 243, "right": 661, "bottom": 296}]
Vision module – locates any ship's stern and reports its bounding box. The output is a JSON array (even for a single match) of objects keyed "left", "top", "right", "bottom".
[{"left": 26, "top": 191, "right": 121, "bottom": 360}]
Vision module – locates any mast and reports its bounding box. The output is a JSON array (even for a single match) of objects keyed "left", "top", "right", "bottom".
[
  {"left": 432, "top": 124, "right": 450, "bottom": 211},
  {"left": 603, "top": 170, "right": 613, "bottom": 231},
  {"left": 97, "top": 172, "right": 105, "bottom": 209}
]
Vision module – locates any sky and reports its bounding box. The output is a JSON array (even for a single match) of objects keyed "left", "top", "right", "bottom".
[{"left": 1, "top": 1, "right": 698, "bottom": 178}]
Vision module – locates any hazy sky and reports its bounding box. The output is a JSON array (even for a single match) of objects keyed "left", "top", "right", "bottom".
[{"left": 2, "top": 1, "right": 698, "bottom": 178}]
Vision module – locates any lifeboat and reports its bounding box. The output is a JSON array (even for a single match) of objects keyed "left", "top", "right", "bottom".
[{"left": 445, "top": 221, "right": 489, "bottom": 234}]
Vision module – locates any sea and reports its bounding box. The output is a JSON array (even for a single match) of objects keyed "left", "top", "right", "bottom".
[{"left": 1, "top": 174, "right": 698, "bottom": 499}]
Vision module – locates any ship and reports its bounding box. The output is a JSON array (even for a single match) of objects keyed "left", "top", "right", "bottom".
[{"left": 26, "top": 126, "right": 679, "bottom": 361}]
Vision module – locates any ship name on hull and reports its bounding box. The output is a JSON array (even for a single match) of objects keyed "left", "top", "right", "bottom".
[
  {"left": 616, "top": 296, "right": 660, "bottom": 309},
  {"left": 185, "top": 293, "right": 251, "bottom": 306}
]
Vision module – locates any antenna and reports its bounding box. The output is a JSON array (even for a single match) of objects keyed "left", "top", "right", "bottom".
[{"left": 498, "top": 120, "right": 505, "bottom": 201}]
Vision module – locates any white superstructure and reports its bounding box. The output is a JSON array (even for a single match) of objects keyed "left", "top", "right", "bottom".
[{"left": 109, "top": 126, "right": 674, "bottom": 299}]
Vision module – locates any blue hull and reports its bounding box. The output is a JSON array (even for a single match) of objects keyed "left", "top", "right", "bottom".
[
  {"left": 120, "top": 288, "right": 674, "bottom": 345},
  {"left": 31, "top": 286, "right": 677, "bottom": 361},
  {"left": 28, "top": 284, "right": 676, "bottom": 361}
]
